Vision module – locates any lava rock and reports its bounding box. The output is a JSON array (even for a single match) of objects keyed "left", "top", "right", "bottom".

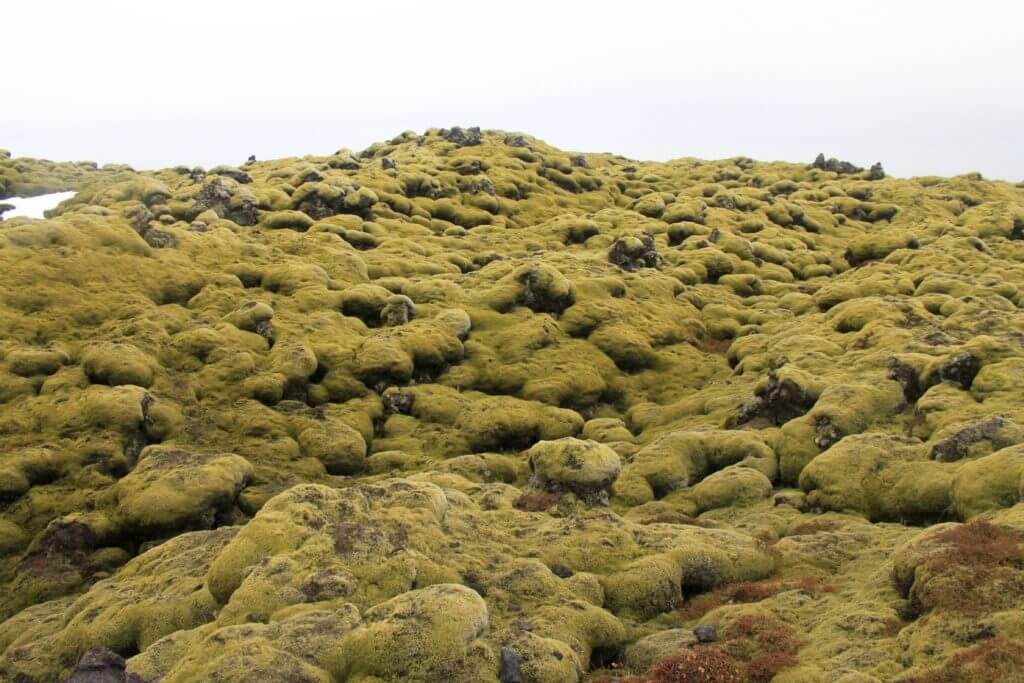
[
  {"left": 66, "top": 646, "right": 146, "bottom": 683},
  {"left": 693, "top": 625, "right": 718, "bottom": 643},
  {"left": 498, "top": 647, "right": 524, "bottom": 683}
]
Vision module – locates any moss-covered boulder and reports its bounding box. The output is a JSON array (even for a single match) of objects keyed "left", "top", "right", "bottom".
[
  {"left": 527, "top": 438, "right": 621, "bottom": 504},
  {"left": 115, "top": 446, "right": 252, "bottom": 534},
  {"left": 82, "top": 343, "right": 156, "bottom": 387}
]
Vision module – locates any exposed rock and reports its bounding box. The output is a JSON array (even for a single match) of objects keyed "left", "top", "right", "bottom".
[
  {"left": 209, "top": 165, "right": 252, "bottom": 184},
  {"left": 734, "top": 372, "right": 816, "bottom": 426},
  {"left": 441, "top": 126, "right": 483, "bottom": 147},
  {"left": 693, "top": 625, "right": 718, "bottom": 643},
  {"left": 812, "top": 153, "right": 863, "bottom": 175},
  {"left": 609, "top": 231, "right": 661, "bottom": 271},
  {"left": 498, "top": 647, "right": 524, "bottom": 683},
  {"left": 66, "top": 647, "right": 145, "bottom": 683}
]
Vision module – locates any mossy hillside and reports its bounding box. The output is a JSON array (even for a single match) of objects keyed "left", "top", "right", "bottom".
[
  {"left": 2, "top": 128, "right": 1024, "bottom": 681},
  {"left": 0, "top": 154, "right": 129, "bottom": 202}
]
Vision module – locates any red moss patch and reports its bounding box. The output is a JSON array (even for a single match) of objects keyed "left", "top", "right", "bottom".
[
  {"left": 648, "top": 646, "right": 744, "bottom": 683},
  {"left": 787, "top": 519, "right": 842, "bottom": 536},
  {"left": 912, "top": 522, "right": 1024, "bottom": 615},
  {"left": 677, "top": 579, "right": 785, "bottom": 620},
  {"left": 907, "top": 637, "right": 1024, "bottom": 683},
  {"left": 512, "top": 492, "right": 561, "bottom": 511},
  {"left": 724, "top": 614, "right": 801, "bottom": 683}
]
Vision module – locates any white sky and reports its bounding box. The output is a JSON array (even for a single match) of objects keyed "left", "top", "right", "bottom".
[{"left": 4, "top": 0, "right": 1022, "bottom": 179}]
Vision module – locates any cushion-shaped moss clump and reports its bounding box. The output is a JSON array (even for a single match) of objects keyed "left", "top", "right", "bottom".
[
  {"left": 131, "top": 604, "right": 361, "bottom": 682},
  {"left": 297, "top": 421, "right": 367, "bottom": 475},
  {"left": 223, "top": 301, "right": 275, "bottom": 333},
  {"left": 454, "top": 395, "right": 584, "bottom": 452},
  {"left": 82, "top": 342, "right": 156, "bottom": 387},
  {"left": 950, "top": 444, "right": 1024, "bottom": 520},
  {"left": 5, "top": 347, "right": 69, "bottom": 377},
  {"left": 515, "top": 264, "right": 575, "bottom": 315},
  {"left": 799, "top": 433, "right": 953, "bottom": 523},
  {"left": 0, "top": 527, "right": 238, "bottom": 682},
  {"left": 692, "top": 466, "right": 773, "bottom": 513},
  {"left": 205, "top": 481, "right": 450, "bottom": 607},
  {"left": 601, "top": 527, "right": 776, "bottom": 619},
  {"left": 632, "top": 192, "right": 667, "bottom": 218},
  {"left": 261, "top": 210, "right": 314, "bottom": 231},
  {"left": 608, "top": 232, "right": 661, "bottom": 271},
  {"left": 0, "top": 447, "right": 65, "bottom": 500},
  {"left": 380, "top": 294, "right": 415, "bottom": 326},
  {"left": 351, "top": 315, "right": 465, "bottom": 387},
  {"left": 115, "top": 446, "right": 252, "bottom": 534},
  {"left": 343, "top": 584, "right": 493, "bottom": 682},
  {"left": 527, "top": 437, "right": 622, "bottom": 504},
  {"left": 615, "top": 429, "right": 776, "bottom": 505}
]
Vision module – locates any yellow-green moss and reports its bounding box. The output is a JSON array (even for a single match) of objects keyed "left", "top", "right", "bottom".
[{"left": 4, "top": 129, "right": 1024, "bottom": 683}]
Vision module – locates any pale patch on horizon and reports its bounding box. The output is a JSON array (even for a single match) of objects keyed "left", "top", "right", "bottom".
[{"left": 1, "top": 192, "right": 76, "bottom": 219}]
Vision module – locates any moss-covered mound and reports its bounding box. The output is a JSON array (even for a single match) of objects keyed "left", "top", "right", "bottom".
[{"left": 2, "top": 128, "right": 1024, "bottom": 682}]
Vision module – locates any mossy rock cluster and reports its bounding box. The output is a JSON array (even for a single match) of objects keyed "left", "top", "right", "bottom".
[{"left": 2, "top": 129, "right": 1024, "bottom": 681}]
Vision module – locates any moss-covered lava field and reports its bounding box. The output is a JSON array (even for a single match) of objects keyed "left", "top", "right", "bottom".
[{"left": 2, "top": 130, "right": 1024, "bottom": 682}]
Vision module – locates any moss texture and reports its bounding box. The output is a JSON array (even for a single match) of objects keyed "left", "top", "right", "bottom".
[{"left": 2, "top": 129, "right": 1024, "bottom": 681}]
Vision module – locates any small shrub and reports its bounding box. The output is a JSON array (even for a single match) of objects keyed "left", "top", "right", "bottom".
[
  {"left": 676, "top": 579, "right": 785, "bottom": 620},
  {"left": 724, "top": 613, "right": 801, "bottom": 682},
  {"left": 512, "top": 492, "right": 561, "bottom": 511},
  {"left": 649, "top": 646, "right": 743, "bottom": 683},
  {"left": 794, "top": 574, "right": 837, "bottom": 595},
  {"left": 747, "top": 650, "right": 799, "bottom": 683}
]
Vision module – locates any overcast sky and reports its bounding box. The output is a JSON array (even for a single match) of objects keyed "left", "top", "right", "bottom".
[{"left": 4, "top": 1, "right": 1022, "bottom": 179}]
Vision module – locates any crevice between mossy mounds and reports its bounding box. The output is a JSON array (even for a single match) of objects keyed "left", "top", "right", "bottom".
[
  {"left": 731, "top": 373, "right": 817, "bottom": 428},
  {"left": 66, "top": 646, "right": 146, "bottom": 683},
  {"left": 122, "top": 393, "right": 156, "bottom": 470},
  {"left": 887, "top": 352, "right": 983, "bottom": 403}
]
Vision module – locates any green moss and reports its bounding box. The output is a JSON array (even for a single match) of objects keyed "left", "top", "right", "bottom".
[
  {"left": 616, "top": 430, "right": 775, "bottom": 506},
  {"left": 115, "top": 446, "right": 252, "bottom": 534},
  {"left": 344, "top": 584, "right": 494, "bottom": 681},
  {"left": 297, "top": 421, "right": 367, "bottom": 474},
  {"left": 800, "top": 434, "right": 952, "bottom": 523},
  {"left": 950, "top": 445, "right": 1024, "bottom": 519},
  {"left": 5, "top": 130, "right": 1024, "bottom": 683},
  {"left": 693, "top": 466, "right": 773, "bottom": 513},
  {"left": 82, "top": 342, "right": 155, "bottom": 387},
  {"left": 261, "top": 209, "right": 315, "bottom": 231},
  {"left": 454, "top": 395, "right": 584, "bottom": 452},
  {"left": 526, "top": 437, "right": 622, "bottom": 503},
  {"left": 6, "top": 348, "right": 69, "bottom": 377}
]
